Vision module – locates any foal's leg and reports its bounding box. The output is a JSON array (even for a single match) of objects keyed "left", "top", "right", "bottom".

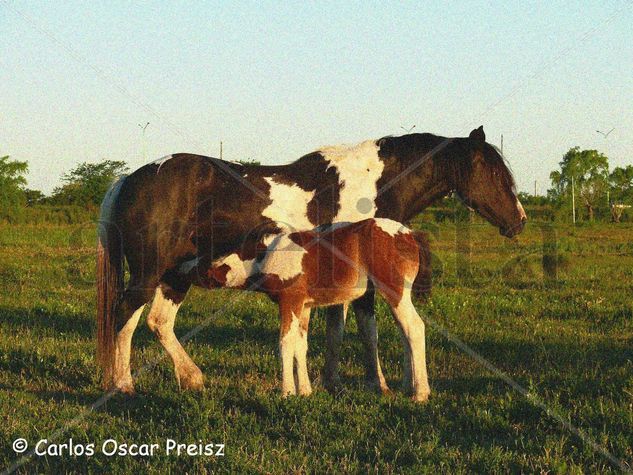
[
  {"left": 146, "top": 284, "right": 204, "bottom": 390},
  {"left": 352, "top": 286, "right": 391, "bottom": 394},
  {"left": 279, "top": 299, "right": 305, "bottom": 397},
  {"left": 323, "top": 304, "right": 346, "bottom": 391},
  {"left": 400, "top": 332, "right": 413, "bottom": 393},
  {"left": 389, "top": 289, "right": 430, "bottom": 402},
  {"left": 295, "top": 307, "right": 312, "bottom": 396}
]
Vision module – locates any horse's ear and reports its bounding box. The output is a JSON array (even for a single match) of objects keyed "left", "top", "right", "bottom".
[
  {"left": 469, "top": 126, "right": 486, "bottom": 143},
  {"left": 377, "top": 137, "right": 394, "bottom": 157}
]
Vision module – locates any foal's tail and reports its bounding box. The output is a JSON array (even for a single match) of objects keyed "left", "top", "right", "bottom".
[
  {"left": 96, "top": 177, "right": 127, "bottom": 385},
  {"left": 411, "top": 230, "right": 432, "bottom": 301}
]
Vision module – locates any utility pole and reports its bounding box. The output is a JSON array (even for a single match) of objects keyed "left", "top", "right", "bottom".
[
  {"left": 534, "top": 180, "right": 537, "bottom": 197},
  {"left": 500, "top": 134, "right": 504, "bottom": 155},
  {"left": 220, "top": 141, "right": 223, "bottom": 160},
  {"left": 571, "top": 175, "right": 576, "bottom": 224}
]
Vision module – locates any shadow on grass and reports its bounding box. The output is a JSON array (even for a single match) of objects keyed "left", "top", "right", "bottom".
[
  {"left": 0, "top": 305, "right": 93, "bottom": 339},
  {"left": 0, "top": 347, "right": 92, "bottom": 388}
]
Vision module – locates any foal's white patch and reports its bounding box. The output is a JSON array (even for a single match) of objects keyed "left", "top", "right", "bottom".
[
  {"left": 373, "top": 218, "right": 411, "bottom": 237},
  {"left": 320, "top": 140, "right": 385, "bottom": 222},
  {"left": 258, "top": 234, "right": 307, "bottom": 281},
  {"left": 262, "top": 177, "right": 315, "bottom": 231},
  {"left": 282, "top": 312, "right": 301, "bottom": 341},
  {"left": 212, "top": 253, "right": 256, "bottom": 287}
]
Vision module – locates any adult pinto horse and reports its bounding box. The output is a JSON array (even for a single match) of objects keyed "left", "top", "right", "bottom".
[{"left": 97, "top": 126, "right": 526, "bottom": 394}]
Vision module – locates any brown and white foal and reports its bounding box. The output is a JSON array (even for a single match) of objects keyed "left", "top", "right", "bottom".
[{"left": 188, "top": 218, "right": 431, "bottom": 402}]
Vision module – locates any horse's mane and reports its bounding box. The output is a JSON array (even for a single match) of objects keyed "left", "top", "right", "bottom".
[
  {"left": 484, "top": 144, "right": 517, "bottom": 192},
  {"left": 379, "top": 133, "right": 516, "bottom": 193}
]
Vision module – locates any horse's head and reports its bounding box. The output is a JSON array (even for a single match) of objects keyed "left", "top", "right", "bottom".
[{"left": 454, "top": 126, "right": 526, "bottom": 237}]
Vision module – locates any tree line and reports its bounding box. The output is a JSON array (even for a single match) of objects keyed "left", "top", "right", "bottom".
[
  {"left": 0, "top": 156, "right": 127, "bottom": 222},
  {"left": 0, "top": 149, "right": 631, "bottom": 224},
  {"left": 521, "top": 147, "right": 633, "bottom": 222}
]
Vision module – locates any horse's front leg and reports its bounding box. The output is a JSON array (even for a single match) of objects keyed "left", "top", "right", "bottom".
[
  {"left": 323, "top": 304, "right": 347, "bottom": 392},
  {"left": 352, "top": 285, "right": 391, "bottom": 395}
]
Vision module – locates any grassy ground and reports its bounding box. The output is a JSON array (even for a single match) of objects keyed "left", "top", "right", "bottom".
[{"left": 0, "top": 221, "right": 631, "bottom": 473}]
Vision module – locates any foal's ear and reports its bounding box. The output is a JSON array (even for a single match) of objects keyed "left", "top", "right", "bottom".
[{"left": 469, "top": 126, "right": 486, "bottom": 143}]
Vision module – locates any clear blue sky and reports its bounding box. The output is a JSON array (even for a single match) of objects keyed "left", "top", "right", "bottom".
[{"left": 1, "top": 1, "right": 632, "bottom": 194}]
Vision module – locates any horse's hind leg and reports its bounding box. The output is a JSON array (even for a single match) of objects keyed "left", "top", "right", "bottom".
[
  {"left": 146, "top": 283, "right": 204, "bottom": 390},
  {"left": 111, "top": 283, "right": 154, "bottom": 394}
]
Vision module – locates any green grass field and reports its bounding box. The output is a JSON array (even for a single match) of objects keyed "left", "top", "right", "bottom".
[{"left": 0, "top": 222, "right": 631, "bottom": 473}]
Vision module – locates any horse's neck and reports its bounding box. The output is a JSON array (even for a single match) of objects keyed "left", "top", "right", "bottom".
[{"left": 381, "top": 156, "right": 452, "bottom": 221}]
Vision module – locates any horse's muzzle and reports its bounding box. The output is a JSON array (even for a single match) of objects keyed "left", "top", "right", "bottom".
[{"left": 501, "top": 216, "right": 527, "bottom": 238}]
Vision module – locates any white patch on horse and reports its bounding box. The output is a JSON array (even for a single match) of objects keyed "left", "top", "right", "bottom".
[
  {"left": 517, "top": 200, "right": 527, "bottom": 220},
  {"left": 373, "top": 218, "right": 410, "bottom": 237},
  {"left": 258, "top": 234, "right": 307, "bottom": 281},
  {"left": 320, "top": 140, "right": 385, "bottom": 222},
  {"left": 213, "top": 253, "right": 256, "bottom": 287},
  {"left": 150, "top": 154, "right": 173, "bottom": 173},
  {"left": 262, "top": 177, "right": 315, "bottom": 231},
  {"left": 262, "top": 233, "right": 278, "bottom": 247}
]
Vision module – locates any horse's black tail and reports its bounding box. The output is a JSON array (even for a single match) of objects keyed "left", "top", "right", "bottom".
[
  {"left": 96, "top": 177, "right": 126, "bottom": 387},
  {"left": 411, "top": 230, "right": 432, "bottom": 301}
]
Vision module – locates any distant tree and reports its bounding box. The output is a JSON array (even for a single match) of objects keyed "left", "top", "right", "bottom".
[
  {"left": 548, "top": 147, "right": 609, "bottom": 220},
  {"left": 0, "top": 155, "right": 28, "bottom": 220},
  {"left": 609, "top": 165, "right": 633, "bottom": 203},
  {"left": 23, "top": 188, "right": 46, "bottom": 206},
  {"left": 517, "top": 191, "right": 554, "bottom": 206},
  {"left": 50, "top": 160, "right": 128, "bottom": 208}
]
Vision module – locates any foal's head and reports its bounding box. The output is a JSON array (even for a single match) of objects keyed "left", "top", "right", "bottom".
[{"left": 451, "top": 126, "right": 526, "bottom": 237}]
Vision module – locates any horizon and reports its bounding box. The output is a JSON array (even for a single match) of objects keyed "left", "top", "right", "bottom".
[{"left": 1, "top": 1, "right": 632, "bottom": 194}]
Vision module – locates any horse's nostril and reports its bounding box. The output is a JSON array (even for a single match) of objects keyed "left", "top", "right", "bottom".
[{"left": 521, "top": 216, "right": 527, "bottom": 224}]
